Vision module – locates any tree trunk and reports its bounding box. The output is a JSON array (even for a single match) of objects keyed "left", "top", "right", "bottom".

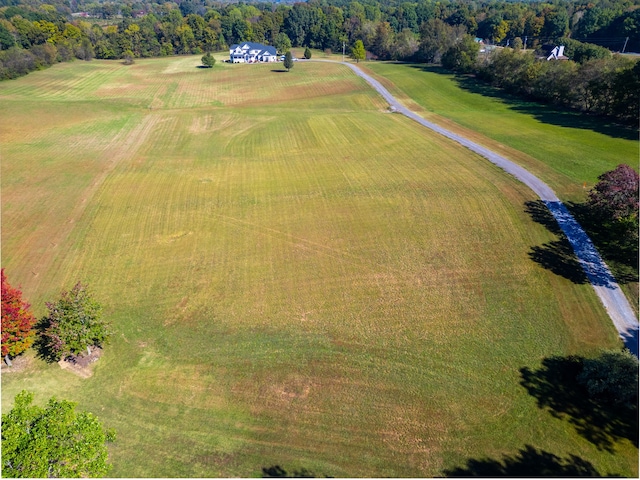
[
  {"left": 5, "top": 355, "right": 12, "bottom": 367},
  {"left": 87, "top": 345, "right": 92, "bottom": 356}
]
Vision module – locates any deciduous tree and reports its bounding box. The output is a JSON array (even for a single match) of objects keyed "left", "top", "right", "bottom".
[
  {"left": 1, "top": 269, "right": 36, "bottom": 366},
  {"left": 577, "top": 350, "right": 638, "bottom": 409},
  {"left": 417, "top": 18, "right": 464, "bottom": 64},
  {"left": 441, "top": 34, "right": 479, "bottom": 72},
  {"left": 274, "top": 32, "right": 291, "bottom": 54},
  {"left": 1, "top": 390, "right": 115, "bottom": 478},
  {"left": 351, "top": 39, "right": 365, "bottom": 62},
  {"left": 585, "top": 164, "right": 639, "bottom": 263},
  {"left": 36, "top": 282, "right": 111, "bottom": 362},
  {"left": 588, "top": 164, "right": 639, "bottom": 223},
  {"left": 511, "top": 37, "right": 523, "bottom": 50}
]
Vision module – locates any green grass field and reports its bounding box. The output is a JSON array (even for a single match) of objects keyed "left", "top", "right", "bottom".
[
  {"left": 1, "top": 55, "right": 636, "bottom": 477},
  {"left": 361, "top": 62, "right": 639, "bottom": 203},
  {"left": 361, "top": 61, "right": 639, "bottom": 313}
]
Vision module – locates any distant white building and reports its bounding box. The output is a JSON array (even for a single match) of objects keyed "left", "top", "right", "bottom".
[
  {"left": 229, "top": 42, "right": 278, "bottom": 63},
  {"left": 547, "top": 45, "right": 568, "bottom": 60}
]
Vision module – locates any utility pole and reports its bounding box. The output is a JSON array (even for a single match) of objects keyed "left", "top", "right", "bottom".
[
  {"left": 342, "top": 41, "right": 346, "bottom": 62},
  {"left": 622, "top": 36, "right": 629, "bottom": 53},
  {"left": 523, "top": 35, "right": 527, "bottom": 50}
]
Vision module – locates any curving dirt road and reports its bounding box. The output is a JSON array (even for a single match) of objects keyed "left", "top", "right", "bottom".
[{"left": 335, "top": 60, "right": 639, "bottom": 355}]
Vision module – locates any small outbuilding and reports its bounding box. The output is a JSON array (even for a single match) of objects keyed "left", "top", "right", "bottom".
[{"left": 546, "top": 45, "right": 568, "bottom": 61}]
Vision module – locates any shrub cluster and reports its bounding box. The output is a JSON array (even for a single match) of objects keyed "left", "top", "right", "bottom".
[{"left": 476, "top": 48, "right": 639, "bottom": 125}]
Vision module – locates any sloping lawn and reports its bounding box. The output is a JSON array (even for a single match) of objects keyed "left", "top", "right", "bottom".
[{"left": 1, "top": 56, "right": 635, "bottom": 477}]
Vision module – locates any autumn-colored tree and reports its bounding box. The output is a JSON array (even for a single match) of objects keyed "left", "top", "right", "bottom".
[
  {"left": 36, "top": 282, "right": 111, "bottom": 362},
  {"left": 588, "top": 164, "right": 639, "bottom": 223},
  {"left": 585, "top": 164, "right": 639, "bottom": 266},
  {"left": 1, "top": 269, "right": 36, "bottom": 365}
]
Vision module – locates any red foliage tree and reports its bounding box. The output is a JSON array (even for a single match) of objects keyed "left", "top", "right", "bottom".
[
  {"left": 1, "top": 269, "right": 36, "bottom": 360},
  {"left": 588, "top": 164, "right": 639, "bottom": 222}
]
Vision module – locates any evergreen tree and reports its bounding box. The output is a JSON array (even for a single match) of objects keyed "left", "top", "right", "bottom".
[
  {"left": 201, "top": 51, "right": 216, "bottom": 67},
  {"left": 283, "top": 50, "right": 293, "bottom": 71}
]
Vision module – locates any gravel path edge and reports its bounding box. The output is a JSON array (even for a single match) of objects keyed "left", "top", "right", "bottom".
[{"left": 336, "top": 60, "right": 639, "bottom": 355}]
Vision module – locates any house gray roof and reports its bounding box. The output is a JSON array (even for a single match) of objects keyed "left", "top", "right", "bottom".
[{"left": 229, "top": 42, "right": 277, "bottom": 56}]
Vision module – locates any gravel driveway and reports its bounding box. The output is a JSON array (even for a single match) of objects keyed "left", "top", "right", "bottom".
[{"left": 336, "top": 60, "right": 639, "bottom": 355}]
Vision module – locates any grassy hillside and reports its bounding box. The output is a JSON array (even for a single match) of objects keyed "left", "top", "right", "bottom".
[
  {"left": 362, "top": 61, "right": 639, "bottom": 315},
  {"left": 1, "top": 56, "right": 635, "bottom": 477},
  {"left": 361, "top": 62, "right": 638, "bottom": 203}
]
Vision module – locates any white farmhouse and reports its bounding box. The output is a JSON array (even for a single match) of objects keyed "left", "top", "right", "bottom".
[{"left": 229, "top": 42, "right": 278, "bottom": 63}]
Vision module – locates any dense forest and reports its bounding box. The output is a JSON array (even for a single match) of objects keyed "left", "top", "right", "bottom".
[{"left": 1, "top": 0, "right": 638, "bottom": 123}]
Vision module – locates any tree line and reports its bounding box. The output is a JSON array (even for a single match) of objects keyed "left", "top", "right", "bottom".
[
  {"left": 0, "top": 0, "right": 638, "bottom": 122},
  {"left": 442, "top": 39, "right": 640, "bottom": 125},
  {"left": 2, "top": 0, "right": 638, "bottom": 64}
]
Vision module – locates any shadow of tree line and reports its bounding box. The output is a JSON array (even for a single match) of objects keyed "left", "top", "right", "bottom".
[
  {"left": 519, "top": 355, "right": 638, "bottom": 452},
  {"left": 453, "top": 73, "right": 638, "bottom": 142},
  {"left": 443, "top": 444, "right": 618, "bottom": 477},
  {"left": 260, "top": 352, "right": 636, "bottom": 478},
  {"left": 444, "top": 353, "right": 636, "bottom": 477},
  {"left": 525, "top": 200, "right": 638, "bottom": 286},
  {"left": 262, "top": 465, "right": 332, "bottom": 478},
  {"left": 406, "top": 64, "right": 639, "bottom": 142}
]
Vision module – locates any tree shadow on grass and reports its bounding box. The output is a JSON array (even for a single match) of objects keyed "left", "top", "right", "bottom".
[
  {"left": 528, "top": 239, "right": 590, "bottom": 285},
  {"left": 405, "top": 64, "right": 637, "bottom": 141},
  {"left": 566, "top": 201, "right": 639, "bottom": 285},
  {"left": 524, "top": 200, "right": 589, "bottom": 285},
  {"left": 525, "top": 199, "right": 563, "bottom": 235},
  {"left": 508, "top": 102, "right": 639, "bottom": 141},
  {"left": 32, "top": 316, "right": 58, "bottom": 364},
  {"left": 443, "top": 444, "right": 617, "bottom": 477},
  {"left": 525, "top": 199, "right": 639, "bottom": 286},
  {"left": 262, "top": 465, "right": 331, "bottom": 478},
  {"left": 271, "top": 69, "right": 289, "bottom": 73},
  {"left": 519, "top": 356, "right": 638, "bottom": 452}
]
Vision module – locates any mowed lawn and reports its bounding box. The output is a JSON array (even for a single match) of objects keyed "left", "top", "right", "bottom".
[
  {"left": 361, "top": 62, "right": 639, "bottom": 203},
  {"left": 1, "top": 56, "right": 635, "bottom": 477},
  {"left": 362, "top": 61, "right": 639, "bottom": 314}
]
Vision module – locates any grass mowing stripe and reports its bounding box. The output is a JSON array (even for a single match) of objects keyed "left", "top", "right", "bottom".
[
  {"left": 1, "top": 55, "right": 634, "bottom": 477},
  {"left": 362, "top": 62, "right": 637, "bottom": 201},
  {"left": 361, "top": 60, "right": 638, "bottom": 319}
]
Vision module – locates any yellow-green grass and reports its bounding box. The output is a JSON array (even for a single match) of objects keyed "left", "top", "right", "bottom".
[
  {"left": 361, "top": 61, "right": 639, "bottom": 313},
  {"left": 1, "top": 56, "right": 635, "bottom": 477},
  {"left": 360, "top": 62, "right": 639, "bottom": 203}
]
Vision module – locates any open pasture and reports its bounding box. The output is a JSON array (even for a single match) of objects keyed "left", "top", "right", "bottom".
[
  {"left": 1, "top": 56, "right": 635, "bottom": 477},
  {"left": 362, "top": 62, "right": 639, "bottom": 203}
]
